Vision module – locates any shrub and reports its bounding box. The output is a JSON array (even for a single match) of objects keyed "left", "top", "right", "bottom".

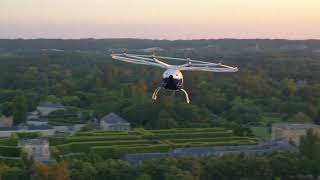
[
  {"left": 0, "top": 138, "right": 18, "bottom": 146},
  {"left": 48, "top": 137, "right": 68, "bottom": 146},
  {"left": 145, "top": 131, "right": 233, "bottom": 140},
  {"left": 65, "top": 135, "right": 142, "bottom": 143},
  {"left": 0, "top": 146, "right": 21, "bottom": 157},
  {"left": 56, "top": 140, "right": 158, "bottom": 154},
  {"left": 73, "top": 131, "right": 131, "bottom": 136},
  {"left": 13, "top": 132, "right": 42, "bottom": 139},
  {"left": 149, "top": 128, "right": 228, "bottom": 134}
]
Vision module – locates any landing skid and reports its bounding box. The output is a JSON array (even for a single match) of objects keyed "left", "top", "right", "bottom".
[{"left": 151, "top": 87, "right": 190, "bottom": 104}]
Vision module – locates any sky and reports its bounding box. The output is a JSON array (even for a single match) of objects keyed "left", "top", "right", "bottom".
[{"left": 0, "top": 0, "right": 319, "bottom": 39}]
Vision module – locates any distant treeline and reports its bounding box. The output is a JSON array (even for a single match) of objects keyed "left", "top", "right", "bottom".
[{"left": 1, "top": 39, "right": 320, "bottom": 51}]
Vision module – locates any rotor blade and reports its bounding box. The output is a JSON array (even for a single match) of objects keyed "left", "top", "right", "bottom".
[
  {"left": 153, "top": 55, "right": 220, "bottom": 65},
  {"left": 111, "top": 55, "right": 166, "bottom": 68},
  {"left": 180, "top": 66, "right": 238, "bottom": 72}
]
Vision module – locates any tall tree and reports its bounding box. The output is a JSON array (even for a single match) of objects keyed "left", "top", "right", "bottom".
[
  {"left": 13, "top": 92, "right": 28, "bottom": 125},
  {"left": 49, "top": 162, "right": 70, "bottom": 180}
]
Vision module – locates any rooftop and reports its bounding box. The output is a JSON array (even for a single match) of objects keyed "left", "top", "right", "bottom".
[
  {"left": 100, "top": 112, "right": 129, "bottom": 124},
  {"left": 272, "top": 123, "right": 320, "bottom": 130}
]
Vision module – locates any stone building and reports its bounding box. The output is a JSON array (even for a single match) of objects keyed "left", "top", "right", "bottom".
[
  {"left": 272, "top": 123, "right": 320, "bottom": 145},
  {"left": 100, "top": 113, "right": 130, "bottom": 131},
  {"left": 18, "top": 138, "right": 51, "bottom": 162},
  {"left": 0, "top": 116, "right": 13, "bottom": 127}
]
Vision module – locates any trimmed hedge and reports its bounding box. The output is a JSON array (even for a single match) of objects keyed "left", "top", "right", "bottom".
[
  {"left": 149, "top": 128, "right": 228, "bottom": 134},
  {"left": 13, "top": 132, "right": 42, "bottom": 139},
  {"left": 73, "top": 131, "right": 140, "bottom": 137},
  {"left": 145, "top": 131, "right": 233, "bottom": 140},
  {"left": 56, "top": 140, "right": 159, "bottom": 154},
  {"left": 136, "top": 128, "right": 154, "bottom": 136},
  {"left": 66, "top": 135, "right": 142, "bottom": 142},
  {"left": 174, "top": 140, "right": 257, "bottom": 148},
  {"left": 0, "top": 146, "right": 21, "bottom": 157},
  {"left": 170, "top": 137, "right": 258, "bottom": 143},
  {"left": 49, "top": 135, "right": 142, "bottom": 146},
  {"left": 49, "top": 137, "right": 68, "bottom": 146},
  {"left": 91, "top": 144, "right": 171, "bottom": 159},
  {"left": 0, "top": 138, "right": 18, "bottom": 146}
]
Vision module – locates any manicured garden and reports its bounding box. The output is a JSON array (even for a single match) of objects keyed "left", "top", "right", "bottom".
[{"left": 50, "top": 128, "right": 258, "bottom": 159}]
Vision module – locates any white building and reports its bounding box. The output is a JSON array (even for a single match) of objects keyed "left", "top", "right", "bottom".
[
  {"left": 18, "top": 139, "right": 51, "bottom": 162},
  {"left": 37, "top": 102, "right": 66, "bottom": 116},
  {"left": 26, "top": 118, "right": 48, "bottom": 126},
  {"left": 100, "top": 113, "right": 130, "bottom": 131},
  {"left": 272, "top": 123, "right": 320, "bottom": 145}
]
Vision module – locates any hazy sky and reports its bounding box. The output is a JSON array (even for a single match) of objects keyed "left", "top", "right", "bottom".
[{"left": 1, "top": 0, "right": 319, "bottom": 39}]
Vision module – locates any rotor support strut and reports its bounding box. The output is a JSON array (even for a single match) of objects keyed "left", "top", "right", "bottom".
[
  {"left": 152, "top": 87, "right": 161, "bottom": 101},
  {"left": 180, "top": 89, "right": 190, "bottom": 104}
]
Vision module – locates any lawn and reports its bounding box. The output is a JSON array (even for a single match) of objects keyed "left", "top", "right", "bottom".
[{"left": 251, "top": 126, "right": 271, "bottom": 139}]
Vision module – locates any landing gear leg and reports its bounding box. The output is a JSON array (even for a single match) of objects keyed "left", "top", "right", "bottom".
[
  {"left": 181, "top": 89, "right": 190, "bottom": 104},
  {"left": 152, "top": 87, "right": 161, "bottom": 101}
]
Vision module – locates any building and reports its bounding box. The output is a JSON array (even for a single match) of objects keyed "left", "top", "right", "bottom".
[
  {"left": 272, "top": 123, "right": 320, "bottom": 145},
  {"left": 123, "top": 141, "right": 296, "bottom": 164},
  {"left": 100, "top": 113, "right": 130, "bottom": 131},
  {"left": 0, "top": 116, "right": 13, "bottom": 127},
  {"left": 18, "top": 139, "right": 51, "bottom": 162},
  {"left": 26, "top": 111, "right": 39, "bottom": 120},
  {"left": 26, "top": 118, "right": 48, "bottom": 126},
  {"left": 37, "top": 102, "right": 66, "bottom": 116}
]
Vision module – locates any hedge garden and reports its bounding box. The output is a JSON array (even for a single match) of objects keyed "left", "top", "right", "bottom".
[{"left": 50, "top": 128, "right": 258, "bottom": 159}]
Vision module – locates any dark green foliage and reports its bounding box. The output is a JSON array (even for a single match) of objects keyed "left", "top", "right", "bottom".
[
  {"left": 48, "top": 109, "right": 82, "bottom": 125},
  {"left": 1, "top": 102, "right": 14, "bottom": 117},
  {"left": 91, "top": 144, "right": 171, "bottom": 159},
  {"left": 0, "top": 138, "right": 18, "bottom": 146},
  {"left": 12, "top": 92, "right": 27, "bottom": 125},
  {"left": 13, "top": 132, "right": 42, "bottom": 139},
  {"left": 0, "top": 146, "right": 21, "bottom": 157}
]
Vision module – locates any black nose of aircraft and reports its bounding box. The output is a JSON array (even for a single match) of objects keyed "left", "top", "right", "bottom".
[{"left": 162, "top": 74, "right": 182, "bottom": 90}]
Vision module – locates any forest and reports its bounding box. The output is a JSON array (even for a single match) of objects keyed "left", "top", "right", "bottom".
[
  {"left": 0, "top": 39, "right": 319, "bottom": 130},
  {"left": 0, "top": 39, "right": 320, "bottom": 179}
]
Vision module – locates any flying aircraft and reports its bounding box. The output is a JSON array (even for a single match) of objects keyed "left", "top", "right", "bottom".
[{"left": 111, "top": 53, "right": 238, "bottom": 103}]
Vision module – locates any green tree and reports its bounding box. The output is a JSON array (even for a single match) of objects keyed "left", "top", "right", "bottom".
[
  {"left": 12, "top": 93, "right": 28, "bottom": 125},
  {"left": 31, "top": 162, "right": 49, "bottom": 180},
  {"left": 1, "top": 102, "right": 14, "bottom": 117},
  {"left": 49, "top": 162, "right": 70, "bottom": 180},
  {"left": 290, "top": 112, "right": 312, "bottom": 123}
]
